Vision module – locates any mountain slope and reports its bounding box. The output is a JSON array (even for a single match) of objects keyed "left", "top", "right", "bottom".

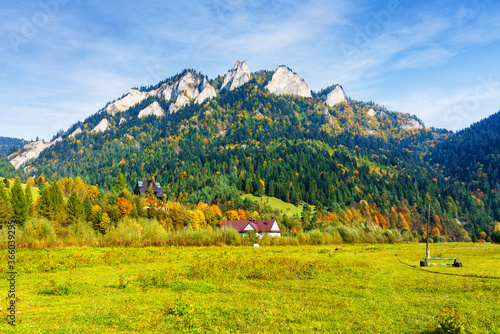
[
  {"left": 426, "top": 111, "right": 500, "bottom": 228},
  {"left": 10, "top": 61, "right": 495, "bottom": 238},
  {"left": 0, "top": 136, "right": 27, "bottom": 155},
  {"left": 0, "top": 154, "right": 18, "bottom": 178}
]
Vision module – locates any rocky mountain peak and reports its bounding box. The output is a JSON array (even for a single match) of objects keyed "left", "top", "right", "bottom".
[
  {"left": 220, "top": 60, "right": 251, "bottom": 91},
  {"left": 265, "top": 66, "right": 312, "bottom": 98},
  {"left": 325, "top": 85, "right": 347, "bottom": 106}
]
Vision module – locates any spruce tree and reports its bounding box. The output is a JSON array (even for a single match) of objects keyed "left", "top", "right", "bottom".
[
  {"left": 67, "top": 191, "right": 83, "bottom": 223},
  {"left": 83, "top": 196, "right": 92, "bottom": 221},
  {"left": 0, "top": 181, "right": 12, "bottom": 225},
  {"left": 36, "top": 186, "right": 53, "bottom": 221},
  {"left": 24, "top": 183, "right": 34, "bottom": 215},
  {"left": 10, "top": 178, "right": 28, "bottom": 225}
]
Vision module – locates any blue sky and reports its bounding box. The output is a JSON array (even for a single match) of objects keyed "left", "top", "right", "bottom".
[{"left": 1, "top": 0, "right": 500, "bottom": 141}]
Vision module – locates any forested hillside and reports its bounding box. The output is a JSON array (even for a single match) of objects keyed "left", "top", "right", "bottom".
[
  {"left": 0, "top": 136, "right": 27, "bottom": 155},
  {"left": 9, "top": 64, "right": 499, "bottom": 239},
  {"left": 426, "top": 111, "right": 500, "bottom": 230},
  {"left": 0, "top": 154, "right": 18, "bottom": 179}
]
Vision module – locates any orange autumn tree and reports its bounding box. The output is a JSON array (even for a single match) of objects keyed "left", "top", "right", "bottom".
[{"left": 117, "top": 197, "right": 133, "bottom": 218}]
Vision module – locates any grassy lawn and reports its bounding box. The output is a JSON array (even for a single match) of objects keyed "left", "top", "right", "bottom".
[
  {"left": 242, "top": 194, "right": 315, "bottom": 217},
  {"left": 0, "top": 243, "right": 499, "bottom": 333}
]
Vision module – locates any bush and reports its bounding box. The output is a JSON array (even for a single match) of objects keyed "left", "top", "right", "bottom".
[
  {"left": 20, "top": 217, "right": 57, "bottom": 247},
  {"left": 307, "top": 229, "right": 324, "bottom": 245},
  {"left": 105, "top": 218, "right": 143, "bottom": 245},
  {"left": 337, "top": 226, "right": 355, "bottom": 243},
  {"left": 68, "top": 221, "right": 99, "bottom": 246},
  {"left": 138, "top": 218, "right": 167, "bottom": 244},
  {"left": 323, "top": 226, "right": 343, "bottom": 243}
]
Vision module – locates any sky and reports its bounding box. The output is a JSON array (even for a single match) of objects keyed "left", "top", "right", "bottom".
[{"left": 1, "top": 0, "right": 500, "bottom": 141}]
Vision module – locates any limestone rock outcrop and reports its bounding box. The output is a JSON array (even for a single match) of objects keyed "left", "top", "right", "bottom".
[
  {"left": 92, "top": 119, "right": 110, "bottom": 133},
  {"left": 102, "top": 72, "right": 217, "bottom": 116},
  {"left": 266, "top": 66, "right": 312, "bottom": 98},
  {"left": 103, "top": 89, "right": 150, "bottom": 115},
  {"left": 195, "top": 78, "right": 217, "bottom": 104},
  {"left": 138, "top": 101, "right": 165, "bottom": 118},
  {"left": 169, "top": 94, "right": 191, "bottom": 113},
  {"left": 8, "top": 137, "right": 62, "bottom": 169},
  {"left": 325, "top": 86, "right": 347, "bottom": 106},
  {"left": 220, "top": 61, "right": 251, "bottom": 91},
  {"left": 367, "top": 108, "right": 387, "bottom": 117},
  {"left": 69, "top": 127, "right": 82, "bottom": 138},
  {"left": 401, "top": 118, "right": 423, "bottom": 130}
]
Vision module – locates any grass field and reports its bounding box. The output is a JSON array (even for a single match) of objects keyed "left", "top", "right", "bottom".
[
  {"left": 1, "top": 243, "right": 499, "bottom": 333},
  {"left": 242, "top": 194, "right": 314, "bottom": 216}
]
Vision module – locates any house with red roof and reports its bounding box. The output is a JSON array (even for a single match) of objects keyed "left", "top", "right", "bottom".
[{"left": 221, "top": 218, "right": 281, "bottom": 237}]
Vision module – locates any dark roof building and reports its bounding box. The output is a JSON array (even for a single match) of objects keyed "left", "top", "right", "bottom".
[
  {"left": 134, "top": 180, "right": 164, "bottom": 200},
  {"left": 221, "top": 218, "right": 281, "bottom": 237}
]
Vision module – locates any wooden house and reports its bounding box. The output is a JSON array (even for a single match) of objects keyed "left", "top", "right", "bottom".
[
  {"left": 134, "top": 180, "right": 164, "bottom": 200},
  {"left": 221, "top": 218, "right": 281, "bottom": 237}
]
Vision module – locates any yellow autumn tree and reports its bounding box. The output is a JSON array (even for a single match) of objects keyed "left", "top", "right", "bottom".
[
  {"left": 188, "top": 209, "right": 208, "bottom": 230},
  {"left": 86, "top": 185, "right": 100, "bottom": 203},
  {"left": 226, "top": 210, "right": 239, "bottom": 221},
  {"left": 26, "top": 177, "right": 35, "bottom": 187}
]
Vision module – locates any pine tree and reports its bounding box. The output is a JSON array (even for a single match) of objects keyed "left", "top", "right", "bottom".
[
  {"left": 36, "top": 186, "right": 53, "bottom": 221},
  {"left": 10, "top": 178, "right": 28, "bottom": 225},
  {"left": 67, "top": 191, "right": 83, "bottom": 223},
  {"left": 83, "top": 196, "right": 92, "bottom": 221},
  {"left": 0, "top": 181, "right": 12, "bottom": 225},
  {"left": 301, "top": 203, "right": 311, "bottom": 227},
  {"left": 24, "top": 183, "right": 34, "bottom": 215}
]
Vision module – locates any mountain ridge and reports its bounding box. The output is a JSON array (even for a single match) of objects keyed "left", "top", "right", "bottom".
[{"left": 4, "top": 60, "right": 498, "bottom": 239}]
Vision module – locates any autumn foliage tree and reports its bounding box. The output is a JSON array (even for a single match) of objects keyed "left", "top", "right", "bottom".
[{"left": 117, "top": 197, "right": 133, "bottom": 218}]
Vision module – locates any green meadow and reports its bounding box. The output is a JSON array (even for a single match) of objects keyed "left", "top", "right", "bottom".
[
  {"left": 242, "top": 193, "right": 314, "bottom": 217},
  {"left": 1, "top": 243, "right": 499, "bottom": 333}
]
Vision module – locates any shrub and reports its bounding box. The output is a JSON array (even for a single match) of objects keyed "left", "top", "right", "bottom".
[
  {"left": 138, "top": 218, "right": 167, "bottom": 244},
  {"left": 21, "top": 217, "right": 57, "bottom": 247},
  {"left": 307, "top": 229, "right": 324, "bottom": 245},
  {"left": 105, "top": 218, "right": 143, "bottom": 245},
  {"left": 337, "top": 225, "right": 355, "bottom": 243},
  {"left": 70, "top": 221, "right": 99, "bottom": 245}
]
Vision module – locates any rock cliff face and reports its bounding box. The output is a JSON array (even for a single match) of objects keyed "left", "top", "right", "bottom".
[
  {"left": 194, "top": 78, "right": 217, "bottom": 104},
  {"left": 92, "top": 119, "right": 110, "bottom": 133},
  {"left": 138, "top": 101, "right": 165, "bottom": 118},
  {"left": 169, "top": 94, "right": 191, "bottom": 113},
  {"left": 103, "top": 89, "right": 150, "bottom": 115},
  {"left": 69, "top": 127, "right": 82, "bottom": 138},
  {"left": 401, "top": 118, "right": 424, "bottom": 130},
  {"left": 8, "top": 137, "right": 61, "bottom": 169},
  {"left": 325, "top": 86, "right": 346, "bottom": 106},
  {"left": 220, "top": 61, "right": 251, "bottom": 91},
  {"left": 367, "top": 108, "right": 387, "bottom": 117},
  {"left": 102, "top": 72, "right": 217, "bottom": 116},
  {"left": 266, "top": 66, "right": 312, "bottom": 98}
]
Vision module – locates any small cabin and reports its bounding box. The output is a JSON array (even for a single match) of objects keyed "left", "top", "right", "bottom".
[
  {"left": 134, "top": 180, "right": 164, "bottom": 200},
  {"left": 221, "top": 218, "right": 281, "bottom": 237}
]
